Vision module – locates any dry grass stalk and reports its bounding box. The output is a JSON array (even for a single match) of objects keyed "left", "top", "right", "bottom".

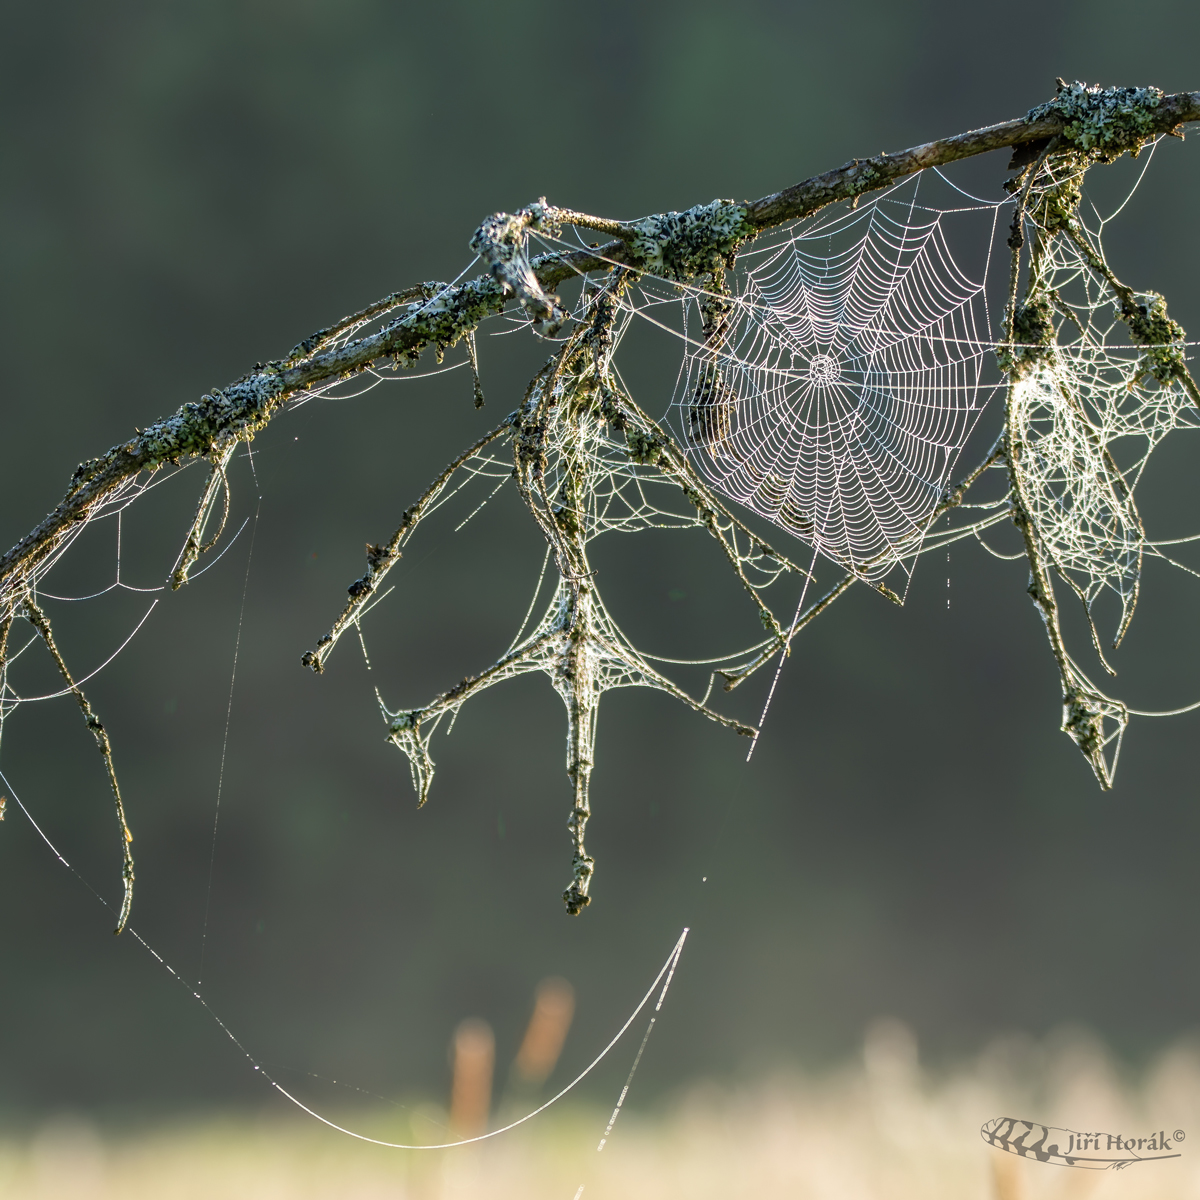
[
  {"left": 451, "top": 1018, "right": 495, "bottom": 1138},
  {"left": 513, "top": 979, "right": 575, "bottom": 1087}
]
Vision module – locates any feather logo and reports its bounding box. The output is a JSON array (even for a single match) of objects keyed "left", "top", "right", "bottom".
[{"left": 982, "top": 1117, "right": 1184, "bottom": 1170}]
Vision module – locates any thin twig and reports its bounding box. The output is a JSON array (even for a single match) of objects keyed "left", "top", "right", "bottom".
[
  {"left": 304, "top": 416, "right": 516, "bottom": 672},
  {"left": 22, "top": 596, "right": 135, "bottom": 932}
]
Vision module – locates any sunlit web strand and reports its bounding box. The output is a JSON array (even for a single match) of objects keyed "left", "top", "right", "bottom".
[{"left": 0, "top": 763, "right": 693, "bottom": 1154}]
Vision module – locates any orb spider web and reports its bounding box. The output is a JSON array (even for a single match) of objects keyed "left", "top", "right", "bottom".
[{"left": 667, "top": 179, "right": 1006, "bottom": 591}]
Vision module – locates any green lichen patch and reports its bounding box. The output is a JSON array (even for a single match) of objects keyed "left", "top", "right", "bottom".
[
  {"left": 1027, "top": 81, "right": 1166, "bottom": 163},
  {"left": 1030, "top": 158, "right": 1087, "bottom": 232},
  {"left": 141, "top": 371, "right": 284, "bottom": 469},
  {"left": 627, "top": 200, "right": 755, "bottom": 281},
  {"left": 1119, "top": 292, "right": 1189, "bottom": 383},
  {"left": 380, "top": 276, "right": 508, "bottom": 368},
  {"left": 1062, "top": 686, "right": 1104, "bottom": 758},
  {"left": 625, "top": 425, "right": 665, "bottom": 465},
  {"left": 998, "top": 292, "right": 1057, "bottom": 375},
  {"left": 843, "top": 159, "right": 883, "bottom": 198}
]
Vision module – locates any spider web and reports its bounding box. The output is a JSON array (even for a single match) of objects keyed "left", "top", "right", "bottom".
[
  {"left": 314, "top": 296, "right": 802, "bottom": 913},
  {"left": 1009, "top": 153, "right": 1200, "bottom": 661},
  {"left": 0, "top": 315, "right": 708, "bottom": 1158},
  {"left": 665, "top": 180, "right": 1006, "bottom": 589},
  {"left": 996, "top": 149, "right": 1200, "bottom": 783}
]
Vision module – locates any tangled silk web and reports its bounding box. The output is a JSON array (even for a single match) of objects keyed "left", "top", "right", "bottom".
[
  {"left": 988, "top": 147, "right": 1200, "bottom": 784},
  {"left": 1006, "top": 159, "right": 1200, "bottom": 658},
  {"left": 305, "top": 286, "right": 802, "bottom": 913}
]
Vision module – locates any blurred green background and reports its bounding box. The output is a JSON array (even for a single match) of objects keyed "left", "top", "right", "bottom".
[{"left": 2, "top": 0, "right": 1200, "bottom": 1130}]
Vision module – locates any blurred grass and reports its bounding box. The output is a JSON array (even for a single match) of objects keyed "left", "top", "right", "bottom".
[{"left": 6, "top": 1022, "right": 1200, "bottom": 1199}]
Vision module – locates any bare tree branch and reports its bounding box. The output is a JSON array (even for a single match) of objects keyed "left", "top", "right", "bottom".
[{"left": 2, "top": 84, "right": 1196, "bottom": 604}]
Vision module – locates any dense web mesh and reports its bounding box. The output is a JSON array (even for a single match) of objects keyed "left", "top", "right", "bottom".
[
  {"left": 1007, "top": 155, "right": 1200, "bottom": 658},
  {"left": 995, "top": 146, "right": 1200, "bottom": 785},
  {"left": 378, "top": 395, "right": 788, "bottom": 807},
  {"left": 667, "top": 184, "right": 1005, "bottom": 585}
]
